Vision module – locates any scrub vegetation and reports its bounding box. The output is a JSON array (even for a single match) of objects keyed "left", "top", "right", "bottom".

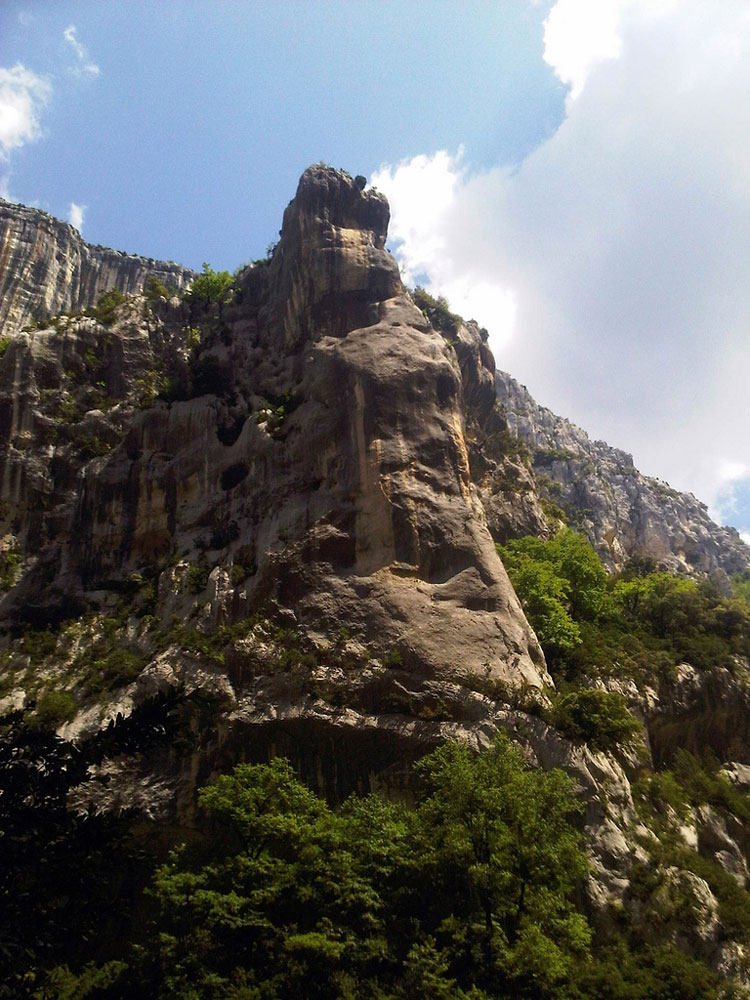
[{"left": 1, "top": 724, "right": 725, "bottom": 999}]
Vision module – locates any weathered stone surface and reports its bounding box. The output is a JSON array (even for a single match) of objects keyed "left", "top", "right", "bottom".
[
  {"left": 0, "top": 199, "right": 195, "bottom": 337},
  {"left": 0, "top": 166, "right": 547, "bottom": 694},
  {"left": 6, "top": 168, "right": 750, "bottom": 988},
  {"left": 495, "top": 368, "right": 750, "bottom": 578}
]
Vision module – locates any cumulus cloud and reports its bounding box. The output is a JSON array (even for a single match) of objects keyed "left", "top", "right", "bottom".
[
  {"left": 68, "top": 202, "right": 85, "bottom": 231},
  {"left": 63, "top": 25, "right": 99, "bottom": 78},
  {"left": 0, "top": 64, "right": 51, "bottom": 159},
  {"left": 372, "top": 0, "right": 750, "bottom": 532}
]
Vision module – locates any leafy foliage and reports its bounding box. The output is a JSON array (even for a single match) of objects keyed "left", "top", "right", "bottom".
[
  {"left": 4, "top": 728, "right": 731, "bottom": 999},
  {"left": 498, "top": 530, "right": 608, "bottom": 661},
  {"left": 28, "top": 689, "right": 76, "bottom": 730},
  {"left": 184, "top": 262, "right": 233, "bottom": 308},
  {"left": 86, "top": 288, "right": 126, "bottom": 326},
  {"left": 47, "top": 736, "right": 587, "bottom": 999},
  {"left": 144, "top": 275, "right": 175, "bottom": 302},
  {"left": 412, "top": 285, "right": 461, "bottom": 336},
  {"left": 498, "top": 529, "right": 750, "bottom": 682},
  {"left": 0, "top": 710, "right": 146, "bottom": 997},
  {"left": 410, "top": 736, "right": 590, "bottom": 997},
  {"left": 550, "top": 688, "right": 642, "bottom": 751},
  {"left": 0, "top": 549, "right": 21, "bottom": 590}
]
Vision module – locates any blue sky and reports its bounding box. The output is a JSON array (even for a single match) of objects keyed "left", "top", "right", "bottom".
[
  {"left": 0, "top": 1, "right": 563, "bottom": 269},
  {"left": 2, "top": 1, "right": 750, "bottom": 541}
]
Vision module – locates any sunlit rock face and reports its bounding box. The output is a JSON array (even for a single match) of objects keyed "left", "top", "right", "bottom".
[
  {"left": 6, "top": 169, "right": 750, "bottom": 986},
  {"left": 0, "top": 199, "right": 195, "bottom": 337},
  {"left": 495, "top": 369, "right": 750, "bottom": 582},
  {"left": 0, "top": 165, "right": 548, "bottom": 693}
]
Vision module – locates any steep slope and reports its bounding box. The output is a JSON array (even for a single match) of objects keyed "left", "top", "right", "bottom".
[
  {"left": 0, "top": 166, "right": 547, "bottom": 803},
  {"left": 495, "top": 369, "right": 750, "bottom": 581},
  {"left": 4, "top": 169, "right": 750, "bottom": 992},
  {"left": 0, "top": 199, "right": 195, "bottom": 337}
]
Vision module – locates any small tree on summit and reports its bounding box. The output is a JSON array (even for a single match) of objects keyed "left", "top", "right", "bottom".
[{"left": 184, "top": 262, "right": 233, "bottom": 317}]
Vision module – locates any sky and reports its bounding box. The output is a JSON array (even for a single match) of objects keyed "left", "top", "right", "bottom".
[{"left": 1, "top": 1, "right": 749, "bottom": 542}]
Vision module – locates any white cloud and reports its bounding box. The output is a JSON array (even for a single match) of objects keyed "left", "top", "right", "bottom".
[
  {"left": 373, "top": 0, "right": 750, "bottom": 532},
  {"left": 0, "top": 64, "right": 51, "bottom": 159},
  {"left": 542, "top": 0, "right": 623, "bottom": 99},
  {"left": 718, "top": 462, "right": 747, "bottom": 486},
  {"left": 373, "top": 149, "right": 518, "bottom": 349},
  {"left": 542, "top": 0, "right": 679, "bottom": 100},
  {"left": 63, "top": 25, "right": 100, "bottom": 78},
  {"left": 68, "top": 202, "right": 85, "bottom": 231}
]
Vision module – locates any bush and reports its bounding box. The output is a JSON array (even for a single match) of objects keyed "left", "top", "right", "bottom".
[
  {"left": 484, "top": 428, "right": 530, "bottom": 464},
  {"left": 0, "top": 550, "right": 22, "bottom": 590},
  {"left": 87, "top": 288, "right": 126, "bottom": 326},
  {"left": 20, "top": 627, "right": 59, "bottom": 659},
  {"left": 186, "top": 563, "right": 210, "bottom": 594},
  {"left": 184, "top": 262, "right": 233, "bottom": 307},
  {"left": 412, "top": 286, "right": 460, "bottom": 336},
  {"left": 156, "top": 373, "right": 190, "bottom": 403},
  {"left": 141, "top": 736, "right": 589, "bottom": 999},
  {"left": 550, "top": 688, "right": 642, "bottom": 751},
  {"left": 30, "top": 690, "right": 76, "bottom": 730},
  {"left": 86, "top": 648, "right": 147, "bottom": 693},
  {"left": 144, "top": 275, "right": 174, "bottom": 302},
  {"left": 499, "top": 529, "right": 750, "bottom": 681}
]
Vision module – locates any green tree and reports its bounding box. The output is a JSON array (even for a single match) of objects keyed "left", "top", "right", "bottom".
[
  {"left": 412, "top": 734, "right": 590, "bottom": 997},
  {"left": 497, "top": 534, "right": 582, "bottom": 659},
  {"left": 184, "top": 262, "right": 233, "bottom": 315},
  {"left": 550, "top": 688, "right": 642, "bottom": 752},
  {"left": 147, "top": 758, "right": 406, "bottom": 998},
  {"left": 551, "top": 528, "right": 609, "bottom": 621},
  {"left": 132, "top": 739, "right": 591, "bottom": 999}
]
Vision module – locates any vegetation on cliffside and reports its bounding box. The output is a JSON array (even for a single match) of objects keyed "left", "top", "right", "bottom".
[
  {"left": 2, "top": 726, "right": 725, "bottom": 1000},
  {"left": 498, "top": 529, "right": 750, "bottom": 685}
]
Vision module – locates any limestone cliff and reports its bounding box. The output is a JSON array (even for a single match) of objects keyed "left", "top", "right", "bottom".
[
  {"left": 4, "top": 169, "right": 750, "bottom": 989},
  {"left": 495, "top": 369, "right": 750, "bottom": 582},
  {"left": 0, "top": 199, "right": 195, "bottom": 337},
  {"left": 0, "top": 166, "right": 551, "bottom": 812}
]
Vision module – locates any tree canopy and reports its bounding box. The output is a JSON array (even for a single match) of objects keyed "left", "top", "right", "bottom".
[
  {"left": 64, "top": 736, "right": 589, "bottom": 999},
  {"left": 184, "top": 262, "right": 233, "bottom": 308}
]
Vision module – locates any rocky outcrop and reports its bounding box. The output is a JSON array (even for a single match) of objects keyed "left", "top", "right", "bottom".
[
  {"left": 0, "top": 199, "right": 195, "bottom": 337},
  {"left": 5, "top": 169, "right": 750, "bottom": 989},
  {"left": 0, "top": 166, "right": 547, "bottom": 692},
  {"left": 495, "top": 369, "right": 750, "bottom": 580}
]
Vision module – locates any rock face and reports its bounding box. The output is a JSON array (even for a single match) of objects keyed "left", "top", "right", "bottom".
[
  {"left": 0, "top": 164, "right": 551, "bottom": 805},
  {"left": 5, "top": 168, "right": 750, "bottom": 988},
  {"left": 0, "top": 199, "right": 195, "bottom": 337},
  {"left": 0, "top": 167, "right": 545, "bottom": 690},
  {"left": 495, "top": 369, "right": 750, "bottom": 580}
]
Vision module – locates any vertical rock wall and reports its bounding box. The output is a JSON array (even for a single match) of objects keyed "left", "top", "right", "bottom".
[{"left": 0, "top": 199, "right": 195, "bottom": 336}]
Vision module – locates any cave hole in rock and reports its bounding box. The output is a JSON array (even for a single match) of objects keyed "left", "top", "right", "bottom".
[
  {"left": 436, "top": 372, "right": 457, "bottom": 405},
  {"left": 221, "top": 462, "right": 249, "bottom": 491},
  {"left": 217, "top": 415, "right": 246, "bottom": 446}
]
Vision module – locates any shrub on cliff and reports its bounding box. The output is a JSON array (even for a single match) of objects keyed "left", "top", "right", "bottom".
[
  {"left": 87, "top": 287, "right": 126, "bottom": 325},
  {"left": 497, "top": 529, "right": 609, "bottom": 663},
  {"left": 550, "top": 687, "right": 642, "bottom": 752},
  {"left": 412, "top": 285, "right": 460, "bottom": 337},
  {"left": 111, "top": 735, "right": 589, "bottom": 999},
  {"left": 183, "top": 262, "right": 233, "bottom": 308},
  {"left": 499, "top": 528, "right": 750, "bottom": 680},
  {"left": 144, "top": 275, "right": 175, "bottom": 302}
]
